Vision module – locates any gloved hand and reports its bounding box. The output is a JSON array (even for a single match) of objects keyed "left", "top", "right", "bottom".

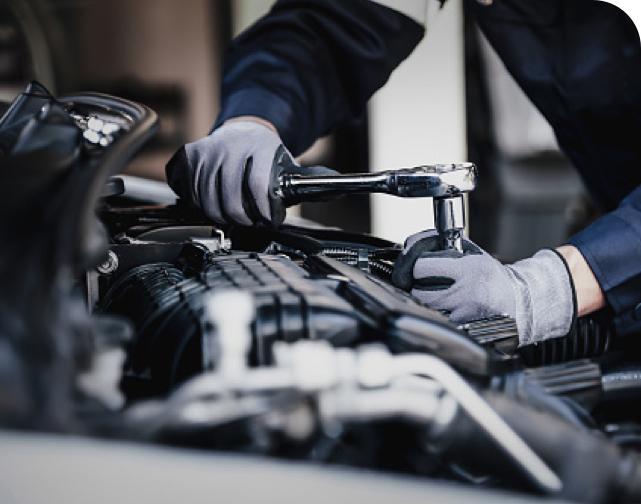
[
  {"left": 392, "top": 230, "right": 577, "bottom": 345},
  {"left": 165, "top": 119, "right": 337, "bottom": 226}
]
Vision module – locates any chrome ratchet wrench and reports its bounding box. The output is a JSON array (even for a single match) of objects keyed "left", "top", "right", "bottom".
[{"left": 278, "top": 163, "right": 477, "bottom": 252}]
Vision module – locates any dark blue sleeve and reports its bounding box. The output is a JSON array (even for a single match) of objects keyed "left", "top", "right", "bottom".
[
  {"left": 569, "top": 185, "right": 641, "bottom": 336},
  {"left": 214, "top": 0, "right": 425, "bottom": 156}
]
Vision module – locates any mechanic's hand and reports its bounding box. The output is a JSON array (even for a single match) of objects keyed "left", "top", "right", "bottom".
[
  {"left": 392, "top": 230, "right": 577, "bottom": 345},
  {"left": 165, "top": 119, "right": 336, "bottom": 226}
]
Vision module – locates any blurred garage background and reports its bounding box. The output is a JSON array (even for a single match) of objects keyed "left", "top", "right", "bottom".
[{"left": 0, "top": 0, "right": 596, "bottom": 260}]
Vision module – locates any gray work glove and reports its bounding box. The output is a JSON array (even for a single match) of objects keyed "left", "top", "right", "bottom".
[
  {"left": 166, "top": 120, "right": 336, "bottom": 226},
  {"left": 392, "top": 230, "right": 577, "bottom": 345}
]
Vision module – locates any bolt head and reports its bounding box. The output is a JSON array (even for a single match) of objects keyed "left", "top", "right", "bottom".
[{"left": 96, "top": 250, "right": 119, "bottom": 274}]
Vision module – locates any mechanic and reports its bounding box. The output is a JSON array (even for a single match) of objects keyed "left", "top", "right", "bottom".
[{"left": 166, "top": 0, "right": 641, "bottom": 346}]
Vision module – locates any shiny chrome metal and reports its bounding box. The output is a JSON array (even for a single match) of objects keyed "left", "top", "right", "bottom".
[
  {"left": 101, "top": 122, "right": 121, "bottom": 135},
  {"left": 435, "top": 195, "right": 465, "bottom": 252},
  {"left": 278, "top": 163, "right": 476, "bottom": 252},
  {"left": 82, "top": 129, "right": 100, "bottom": 144},
  {"left": 440, "top": 231, "right": 463, "bottom": 253},
  {"left": 87, "top": 116, "right": 104, "bottom": 132},
  {"left": 96, "top": 250, "right": 119, "bottom": 275},
  {"left": 278, "top": 163, "right": 477, "bottom": 204}
]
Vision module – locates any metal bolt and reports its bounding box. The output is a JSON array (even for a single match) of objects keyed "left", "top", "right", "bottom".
[
  {"left": 96, "top": 250, "right": 119, "bottom": 274},
  {"left": 83, "top": 129, "right": 100, "bottom": 144},
  {"left": 99, "top": 136, "right": 112, "bottom": 147},
  {"left": 87, "top": 116, "right": 104, "bottom": 132},
  {"left": 101, "top": 123, "right": 120, "bottom": 135}
]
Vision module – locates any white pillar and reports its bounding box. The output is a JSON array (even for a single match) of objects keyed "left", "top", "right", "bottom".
[{"left": 369, "top": 0, "right": 467, "bottom": 243}]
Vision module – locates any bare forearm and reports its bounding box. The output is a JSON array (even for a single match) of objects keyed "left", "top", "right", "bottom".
[{"left": 556, "top": 245, "right": 606, "bottom": 317}]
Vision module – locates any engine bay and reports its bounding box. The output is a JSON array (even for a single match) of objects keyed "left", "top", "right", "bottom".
[{"left": 2, "top": 83, "right": 641, "bottom": 503}]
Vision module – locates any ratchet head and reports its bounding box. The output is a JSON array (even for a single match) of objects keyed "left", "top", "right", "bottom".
[{"left": 385, "top": 163, "right": 477, "bottom": 198}]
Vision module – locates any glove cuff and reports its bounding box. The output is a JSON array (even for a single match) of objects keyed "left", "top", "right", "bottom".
[
  {"left": 509, "top": 249, "right": 576, "bottom": 345},
  {"left": 546, "top": 247, "right": 579, "bottom": 337}
]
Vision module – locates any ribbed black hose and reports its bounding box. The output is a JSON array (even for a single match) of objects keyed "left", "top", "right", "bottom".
[
  {"left": 100, "top": 263, "right": 205, "bottom": 394},
  {"left": 519, "top": 316, "right": 612, "bottom": 366},
  {"left": 369, "top": 259, "right": 394, "bottom": 279}
]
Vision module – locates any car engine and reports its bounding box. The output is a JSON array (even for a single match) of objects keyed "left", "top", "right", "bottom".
[{"left": 2, "top": 83, "right": 641, "bottom": 503}]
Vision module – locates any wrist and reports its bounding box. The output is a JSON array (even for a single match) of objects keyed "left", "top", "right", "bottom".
[
  {"left": 556, "top": 245, "right": 606, "bottom": 317},
  {"left": 223, "top": 116, "right": 279, "bottom": 134}
]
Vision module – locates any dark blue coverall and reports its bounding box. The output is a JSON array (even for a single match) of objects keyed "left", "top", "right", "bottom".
[{"left": 214, "top": 0, "right": 641, "bottom": 336}]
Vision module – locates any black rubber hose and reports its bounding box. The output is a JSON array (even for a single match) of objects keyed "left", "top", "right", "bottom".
[
  {"left": 497, "top": 375, "right": 593, "bottom": 430},
  {"left": 519, "top": 316, "right": 612, "bottom": 366},
  {"left": 426, "top": 392, "right": 641, "bottom": 503},
  {"left": 601, "top": 367, "right": 641, "bottom": 402}
]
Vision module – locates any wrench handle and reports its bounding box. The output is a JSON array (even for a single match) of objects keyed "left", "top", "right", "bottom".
[{"left": 278, "top": 172, "right": 391, "bottom": 206}]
